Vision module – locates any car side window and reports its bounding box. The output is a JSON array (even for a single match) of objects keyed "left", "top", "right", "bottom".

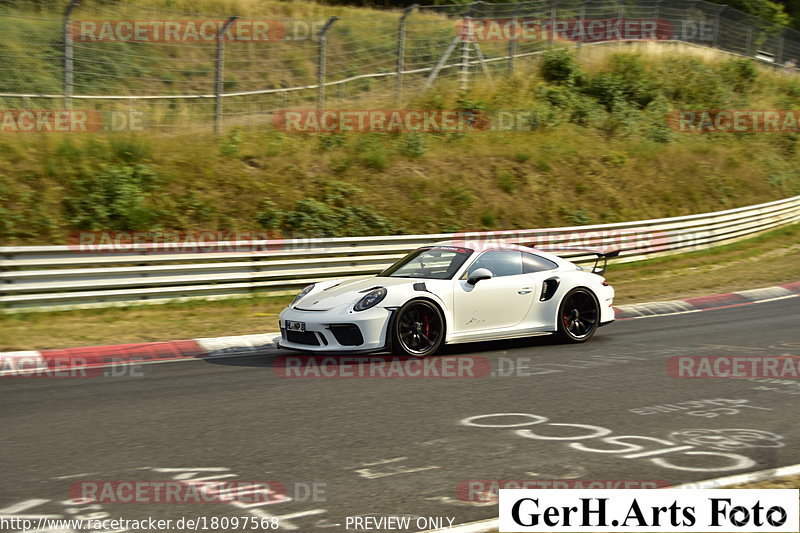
[
  {"left": 467, "top": 251, "right": 523, "bottom": 278},
  {"left": 522, "top": 252, "right": 559, "bottom": 273}
]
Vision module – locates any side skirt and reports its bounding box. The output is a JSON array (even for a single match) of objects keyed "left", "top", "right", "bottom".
[{"left": 445, "top": 330, "right": 553, "bottom": 345}]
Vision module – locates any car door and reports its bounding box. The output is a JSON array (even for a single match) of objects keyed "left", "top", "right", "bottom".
[
  {"left": 452, "top": 250, "right": 536, "bottom": 333},
  {"left": 520, "top": 252, "right": 561, "bottom": 327}
]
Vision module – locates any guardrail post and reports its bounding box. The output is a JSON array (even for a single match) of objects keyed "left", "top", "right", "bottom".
[
  {"left": 215, "top": 16, "right": 239, "bottom": 136},
  {"left": 63, "top": 0, "right": 80, "bottom": 110},
  {"left": 317, "top": 17, "right": 339, "bottom": 111},
  {"left": 396, "top": 5, "right": 416, "bottom": 104}
]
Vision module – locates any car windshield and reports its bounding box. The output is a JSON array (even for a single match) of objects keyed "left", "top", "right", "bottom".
[{"left": 379, "top": 246, "right": 473, "bottom": 280}]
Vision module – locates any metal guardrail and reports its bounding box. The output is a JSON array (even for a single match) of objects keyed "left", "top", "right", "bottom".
[{"left": 1, "top": 195, "right": 799, "bottom": 312}]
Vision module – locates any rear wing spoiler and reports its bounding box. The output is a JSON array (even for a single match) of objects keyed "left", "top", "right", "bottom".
[{"left": 536, "top": 247, "right": 621, "bottom": 276}]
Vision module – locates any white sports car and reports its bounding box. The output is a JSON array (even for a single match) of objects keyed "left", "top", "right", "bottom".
[{"left": 278, "top": 242, "right": 617, "bottom": 357}]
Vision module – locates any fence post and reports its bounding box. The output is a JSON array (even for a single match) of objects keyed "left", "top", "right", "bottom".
[
  {"left": 460, "top": 15, "right": 472, "bottom": 91},
  {"left": 548, "top": 3, "right": 557, "bottom": 46},
  {"left": 576, "top": 0, "right": 586, "bottom": 54},
  {"left": 396, "top": 5, "right": 416, "bottom": 104},
  {"left": 214, "top": 16, "right": 239, "bottom": 136},
  {"left": 745, "top": 26, "right": 753, "bottom": 57},
  {"left": 63, "top": 0, "right": 80, "bottom": 110},
  {"left": 509, "top": 6, "right": 519, "bottom": 74},
  {"left": 712, "top": 5, "right": 726, "bottom": 50},
  {"left": 776, "top": 35, "right": 784, "bottom": 65},
  {"left": 317, "top": 16, "right": 339, "bottom": 111},
  {"left": 652, "top": 0, "right": 662, "bottom": 45}
]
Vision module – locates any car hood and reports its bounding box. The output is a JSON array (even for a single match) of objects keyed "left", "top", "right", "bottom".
[{"left": 293, "top": 276, "right": 413, "bottom": 311}]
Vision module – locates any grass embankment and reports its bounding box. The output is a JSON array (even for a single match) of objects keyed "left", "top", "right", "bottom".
[
  {"left": 1, "top": 223, "right": 797, "bottom": 351},
  {"left": 2, "top": 42, "right": 800, "bottom": 243}
]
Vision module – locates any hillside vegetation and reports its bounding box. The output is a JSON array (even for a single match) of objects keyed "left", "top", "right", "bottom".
[
  {"left": 2, "top": 21, "right": 800, "bottom": 243},
  {"left": 0, "top": 0, "right": 457, "bottom": 100}
]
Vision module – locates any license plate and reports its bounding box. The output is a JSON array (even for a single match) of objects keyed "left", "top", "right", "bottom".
[{"left": 285, "top": 320, "right": 306, "bottom": 332}]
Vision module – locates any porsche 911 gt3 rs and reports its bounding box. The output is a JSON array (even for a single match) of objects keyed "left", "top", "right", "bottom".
[{"left": 278, "top": 242, "right": 616, "bottom": 357}]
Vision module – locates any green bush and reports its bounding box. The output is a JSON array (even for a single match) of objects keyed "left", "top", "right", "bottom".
[
  {"left": 64, "top": 164, "right": 159, "bottom": 230},
  {"left": 539, "top": 48, "right": 583, "bottom": 86},
  {"left": 497, "top": 171, "right": 516, "bottom": 193},
  {"left": 656, "top": 57, "right": 729, "bottom": 107},
  {"left": 568, "top": 209, "right": 593, "bottom": 225},
  {"left": 602, "top": 151, "right": 628, "bottom": 167},
  {"left": 608, "top": 53, "right": 655, "bottom": 108},
  {"left": 398, "top": 132, "right": 427, "bottom": 158},
  {"left": 255, "top": 199, "right": 284, "bottom": 230},
  {"left": 220, "top": 128, "right": 244, "bottom": 157},
  {"left": 318, "top": 134, "right": 347, "bottom": 151},
  {"left": 276, "top": 178, "right": 402, "bottom": 237},
  {"left": 720, "top": 59, "right": 758, "bottom": 94},
  {"left": 569, "top": 95, "right": 606, "bottom": 127},
  {"left": 583, "top": 73, "right": 626, "bottom": 112},
  {"left": 110, "top": 137, "right": 151, "bottom": 163},
  {"left": 362, "top": 149, "right": 388, "bottom": 170},
  {"left": 280, "top": 197, "right": 400, "bottom": 237}
]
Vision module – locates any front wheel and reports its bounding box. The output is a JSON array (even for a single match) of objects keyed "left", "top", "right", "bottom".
[
  {"left": 555, "top": 288, "right": 600, "bottom": 343},
  {"left": 391, "top": 299, "right": 445, "bottom": 357}
]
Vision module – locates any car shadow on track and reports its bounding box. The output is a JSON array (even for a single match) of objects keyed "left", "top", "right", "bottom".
[{"left": 201, "top": 332, "right": 616, "bottom": 370}]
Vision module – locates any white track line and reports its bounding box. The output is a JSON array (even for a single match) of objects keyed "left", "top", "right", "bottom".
[
  {"left": 617, "top": 294, "right": 797, "bottom": 320},
  {"left": 420, "top": 463, "right": 800, "bottom": 533}
]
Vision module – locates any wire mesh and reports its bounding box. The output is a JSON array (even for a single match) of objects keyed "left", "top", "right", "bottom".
[{"left": 1, "top": 0, "right": 798, "bottom": 132}]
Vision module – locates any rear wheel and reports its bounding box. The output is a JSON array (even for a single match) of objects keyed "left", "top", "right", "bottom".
[
  {"left": 556, "top": 288, "right": 600, "bottom": 343},
  {"left": 391, "top": 299, "right": 445, "bottom": 357}
]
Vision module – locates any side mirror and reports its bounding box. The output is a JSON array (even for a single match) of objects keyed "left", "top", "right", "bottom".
[{"left": 467, "top": 268, "right": 493, "bottom": 285}]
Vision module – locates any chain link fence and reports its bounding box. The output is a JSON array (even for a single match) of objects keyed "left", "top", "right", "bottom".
[{"left": 1, "top": 0, "right": 799, "bottom": 133}]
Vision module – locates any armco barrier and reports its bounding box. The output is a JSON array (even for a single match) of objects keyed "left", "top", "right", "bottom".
[{"left": 1, "top": 195, "right": 798, "bottom": 313}]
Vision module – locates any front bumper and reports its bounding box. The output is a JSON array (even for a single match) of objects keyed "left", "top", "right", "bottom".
[{"left": 278, "top": 305, "right": 392, "bottom": 353}]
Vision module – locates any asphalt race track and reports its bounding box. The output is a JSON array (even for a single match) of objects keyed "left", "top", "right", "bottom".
[{"left": 2, "top": 298, "right": 799, "bottom": 532}]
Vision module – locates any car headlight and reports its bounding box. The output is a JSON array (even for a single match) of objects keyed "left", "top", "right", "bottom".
[
  {"left": 292, "top": 284, "right": 315, "bottom": 306},
  {"left": 354, "top": 287, "right": 387, "bottom": 311}
]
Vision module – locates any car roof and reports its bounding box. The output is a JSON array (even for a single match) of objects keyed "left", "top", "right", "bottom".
[
  {"left": 427, "top": 240, "right": 570, "bottom": 265},
  {"left": 430, "top": 239, "right": 524, "bottom": 251}
]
